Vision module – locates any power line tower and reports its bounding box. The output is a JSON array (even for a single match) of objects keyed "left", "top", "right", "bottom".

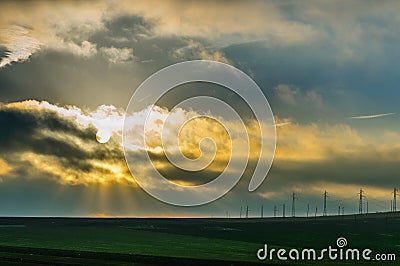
[
  {"left": 291, "top": 192, "right": 297, "bottom": 217},
  {"left": 358, "top": 189, "right": 366, "bottom": 214},
  {"left": 282, "top": 204, "right": 285, "bottom": 218},
  {"left": 246, "top": 205, "right": 249, "bottom": 218},
  {"left": 393, "top": 188, "right": 398, "bottom": 212},
  {"left": 273, "top": 206, "right": 277, "bottom": 217},
  {"left": 315, "top": 206, "right": 318, "bottom": 218},
  {"left": 323, "top": 190, "right": 328, "bottom": 216}
]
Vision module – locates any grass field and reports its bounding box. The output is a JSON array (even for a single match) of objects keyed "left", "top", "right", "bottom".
[{"left": 0, "top": 213, "right": 399, "bottom": 265}]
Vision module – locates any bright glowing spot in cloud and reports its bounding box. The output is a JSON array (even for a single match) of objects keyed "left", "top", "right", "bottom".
[{"left": 96, "top": 129, "right": 111, "bottom": 144}]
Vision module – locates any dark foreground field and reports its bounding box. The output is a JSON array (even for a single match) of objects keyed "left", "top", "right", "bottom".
[{"left": 0, "top": 213, "right": 399, "bottom": 265}]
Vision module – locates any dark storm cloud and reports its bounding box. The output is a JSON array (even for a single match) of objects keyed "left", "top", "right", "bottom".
[
  {"left": 1, "top": 107, "right": 91, "bottom": 156},
  {"left": 0, "top": 102, "right": 128, "bottom": 184},
  {"left": 90, "top": 15, "right": 156, "bottom": 46}
]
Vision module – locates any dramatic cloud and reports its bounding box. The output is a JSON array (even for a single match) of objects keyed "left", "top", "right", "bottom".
[
  {"left": 1, "top": 100, "right": 400, "bottom": 193},
  {"left": 0, "top": 100, "right": 130, "bottom": 186},
  {"left": 1, "top": 1, "right": 399, "bottom": 216},
  {"left": 4, "top": 0, "right": 397, "bottom": 68}
]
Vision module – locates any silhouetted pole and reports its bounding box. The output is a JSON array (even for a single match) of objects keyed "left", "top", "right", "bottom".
[
  {"left": 338, "top": 206, "right": 340, "bottom": 215},
  {"left": 273, "top": 206, "right": 277, "bottom": 217},
  {"left": 393, "top": 188, "right": 398, "bottom": 212},
  {"left": 358, "top": 189, "right": 365, "bottom": 214},
  {"left": 240, "top": 206, "right": 242, "bottom": 218},
  {"left": 366, "top": 201, "right": 369, "bottom": 214},
  {"left": 282, "top": 204, "right": 285, "bottom": 217},
  {"left": 307, "top": 204, "right": 310, "bottom": 218},
  {"left": 261, "top": 205, "right": 263, "bottom": 218},
  {"left": 315, "top": 206, "right": 318, "bottom": 219},
  {"left": 323, "top": 190, "right": 328, "bottom": 216},
  {"left": 341, "top": 206, "right": 344, "bottom": 216},
  {"left": 246, "top": 205, "right": 249, "bottom": 218},
  {"left": 291, "top": 192, "right": 296, "bottom": 217}
]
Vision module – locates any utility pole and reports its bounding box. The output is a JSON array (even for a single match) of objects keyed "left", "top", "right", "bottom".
[
  {"left": 307, "top": 204, "right": 310, "bottom": 218},
  {"left": 291, "top": 192, "right": 296, "bottom": 217},
  {"left": 323, "top": 190, "right": 328, "bottom": 216},
  {"left": 273, "top": 206, "right": 277, "bottom": 217},
  {"left": 393, "top": 188, "right": 398, "bottom": 212},
  {"left": 315, "top": 206, "right": 318, "bottom": 218},
  {"left": 283, "top": 204, "right": 285, "bottom": 218},
  {"left": 246, "top": 205, "right": 249, "bottom": 218},
  {"left": 240, "top": 206, "right": 242, "bottom": 218},
  {"left": 358, "top": 189, "right": 365, "bottom": 214},
  {"left": 366, "top": 201, "right": 369, "bottom": 214},
  {"left": 261, "top": 205, "right": 264, "bottom": 218},
  {"left": 338, "top": 206, "right": 340, "bottom": 215},
  {"left": 341, "top": 206, "right": 344, "bottom": 216}
]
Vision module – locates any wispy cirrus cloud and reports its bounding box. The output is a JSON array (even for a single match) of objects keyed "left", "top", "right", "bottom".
[
  {"left": 0, "top": 26, "right": 41, "bottom": 68},
  {"left": 349, "top": 112, "right": 396, "bottom": 119}
]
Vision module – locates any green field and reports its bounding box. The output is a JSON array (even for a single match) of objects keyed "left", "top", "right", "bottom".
[{"left": 0, "top": 213, "right": 399, "bottom": 265}]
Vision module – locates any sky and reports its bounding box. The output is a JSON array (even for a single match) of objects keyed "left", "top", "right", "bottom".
[{"left": 0, "top": 0, "right": 400, "bottom": 217}]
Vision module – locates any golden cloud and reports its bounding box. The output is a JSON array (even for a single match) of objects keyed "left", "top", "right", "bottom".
[
  {"left": 0, "top": 158, "right": 12, "bottom": 176},
  {"left": 2, "top": 99, "right": 400, "bottom": 190}
]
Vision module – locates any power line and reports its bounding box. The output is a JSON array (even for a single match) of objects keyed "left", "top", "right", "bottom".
[{"left": 236, "top": 187, "right": 400, "bottom": 220}]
